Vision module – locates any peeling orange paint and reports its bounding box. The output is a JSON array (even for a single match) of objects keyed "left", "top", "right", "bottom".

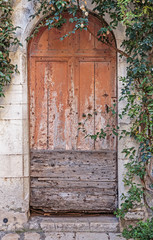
[{"left": 28, "top": 15, "right": 117, "bottom": 152}]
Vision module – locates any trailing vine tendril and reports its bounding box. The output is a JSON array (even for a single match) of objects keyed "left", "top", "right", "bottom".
[{"left": 0, "top": 0, "right": 21, "bottom": 98}]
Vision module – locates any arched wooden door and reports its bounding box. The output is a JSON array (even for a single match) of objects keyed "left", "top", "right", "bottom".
[{"left": 28, "top": 14, "right": 117, "bottom": 214}]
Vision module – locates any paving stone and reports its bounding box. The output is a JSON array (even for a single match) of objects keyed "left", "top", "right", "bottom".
[
  {"left": 0, "top": 232, "right": 5, "bottom": 239},
  {"left": 2, "top": 233, "right": 20, "bottom": 240},
  {"left": 109, "top": 233, "right": 126, "bottom": 240},
  {"left": 45, "top": 232, "right": 75, "bottom": 240},
  {"left": 76, "top": 232, "right": 108, "bottom": 240},
  {"left": 24, "top": 232, "right": 41, "bottom": 240}
]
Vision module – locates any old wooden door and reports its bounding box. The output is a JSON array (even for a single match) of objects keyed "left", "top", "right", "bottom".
[{"left": 28, "top": 15, "right": 117, "bottom": 214}]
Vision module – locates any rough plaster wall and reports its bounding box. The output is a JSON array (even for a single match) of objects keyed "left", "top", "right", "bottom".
[{"left": 0, "top": 0, "right": 139, "bottom": 231}]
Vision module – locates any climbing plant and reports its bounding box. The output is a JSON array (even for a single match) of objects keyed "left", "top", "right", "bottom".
[
  {"left": 1, "top": 0, "right": 153, "bottom": 239},
  {"left": 0, "top": 0, "right": 21, "bottom": 98}
]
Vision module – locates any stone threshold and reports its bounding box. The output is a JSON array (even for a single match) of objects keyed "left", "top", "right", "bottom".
[{"left": 26, "top": 215, "right": 119, "bottom": 233}]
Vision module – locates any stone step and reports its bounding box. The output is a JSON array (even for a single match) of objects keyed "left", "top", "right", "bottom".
[
  {"left": 0, "top": 216, "right": 126, "bottom": 240},
  {"left": 27, "top": 215, "right": 120, "bottom": 233}
]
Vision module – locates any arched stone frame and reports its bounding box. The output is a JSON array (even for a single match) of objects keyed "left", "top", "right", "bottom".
[
  {"left": 0, "top": 0, "right": 133, "bottom": 230},
  {"left": 25, "top": 7, "right": 126, "bottom": 214}
]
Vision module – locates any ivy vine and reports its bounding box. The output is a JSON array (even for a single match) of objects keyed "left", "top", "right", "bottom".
[
  {"left": 0, "top": 0, "right": 21, "bottom": 98},
  {"left": 0, "top": 0, "right": 153, "bottom": 239}
]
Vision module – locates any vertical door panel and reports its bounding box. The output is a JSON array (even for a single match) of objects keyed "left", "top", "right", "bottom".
[
  {"left": 33, "top": 62, "right": 48, "bottom": 150},
  {"left": 47, "top": 61, "right": 68, "bottom": 149},
  {"left": 94, "top": 62, "right": 116, "bottom": 150},
  {"left": 77, "top": 61, "right": 95, "bottom": 150}
]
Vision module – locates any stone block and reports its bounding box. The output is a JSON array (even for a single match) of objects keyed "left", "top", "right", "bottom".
[
  {"left": 124, "top": 211, "right": 145, "bottom": 220},
  {"left": 13, "top": 3, "right": 33, "bottom": 33},
  {"left": 22, "top": 118, "right": 30, "bottom": 156},
  {"left": 22, "top": 102, "right": 28, "bottom": 120},
  {"left": 117, "top": 159, "right": 128, "bottom": 202},
  {"left": 0, "top": 155, "right": 23, "bottom": 178},
  {"left": 0, "top": 84, "right": 23, "bottom": 105},
  {"left": 90, "top": 222, "right": 119, "bottom": 232},
  {"left": 76, "top": 233, "right": 108, "bottom": 240},
  {"left": 0, "top": 232, "right": 5, "bottom": 239},
  {"left": 2, "top": 233, "right": 20, "bottom": 240},
  {"left": 0, "top": 178, "right": 23, "bottom": 211},
  {"left": 0, "top": 210, "right": 28, "bottom": 231},
  {"left": 40, "top": 216, "right": 119, "bottom": 233},
  {"left": 117, "top": 61, "right": 127, "bottom": 80},
  {"left": 24, "top": 232, "right": 41, "bottom": 240},
  {"left": 55, "top": 222, "right": 90, "bottom": 232},
  {"left": 45, "top": 232, "right": 75, "bottom": 240},
  {"left": 41, "top": 219, "right": 90, "bottom": 232},
  {"left": 22, "top": 177, "right": 30, "bottom": 212},
  {"left": 23, "top": 154, "right": 30, "bottom": 177},
  {"left": 40, "top": 221, "right": 56, "bottom": 232},
  {"left": 0, "top": 120, "right": 22, "bottom": 155},
  {"left": 0, "top": 177, "right": 29, "bottom": 213},
  {"left": 24, "top": 216, "right": 41, "bottom": 230},
  {"left": 109, "top": 233, "right": 126, "bottom": 240},
  {"left": 0, "top": 104, "right": 22, "bottom": 120}
]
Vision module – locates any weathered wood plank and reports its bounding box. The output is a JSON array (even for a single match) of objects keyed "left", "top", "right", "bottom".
[
  {"left": 30, "top": 187, "right": 117, "bottom": 212},
  {"left": 31, "top": 178, "right": 117, "bottom": 193},
  {"left": 31, "top": 149, "right": 116, "bottom": 161},
  {"left": 31, "top": 150, "right": 117, "bottom": 181},
  {"left": 30, "top": 150, "right": 117, "bottom": 212},
  {"left": 77, "top": 61, "right": 95, "bottom": 150}
]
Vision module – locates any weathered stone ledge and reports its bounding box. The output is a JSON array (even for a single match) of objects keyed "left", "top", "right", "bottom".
[
  {"left": 0, "top": 216, "right": 126, "bottom": 239},
  {"left": 26, "top": 215, "right": 119, "bottom": 233}
]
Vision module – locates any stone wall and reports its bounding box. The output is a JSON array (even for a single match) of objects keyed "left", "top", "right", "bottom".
[{"left": 0, "top": 0, "right": 140, "bottom": 236}]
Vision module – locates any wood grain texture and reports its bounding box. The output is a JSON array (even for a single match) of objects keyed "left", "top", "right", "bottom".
[
  {"left": 30, "top": 150, "right": 117, "bottom": 212},
  {"left": 30, "top": 188, "right": 117, "bottom": 212},
  {"left": 31, "top": 150, "right": 116, "bottom": 180}
]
